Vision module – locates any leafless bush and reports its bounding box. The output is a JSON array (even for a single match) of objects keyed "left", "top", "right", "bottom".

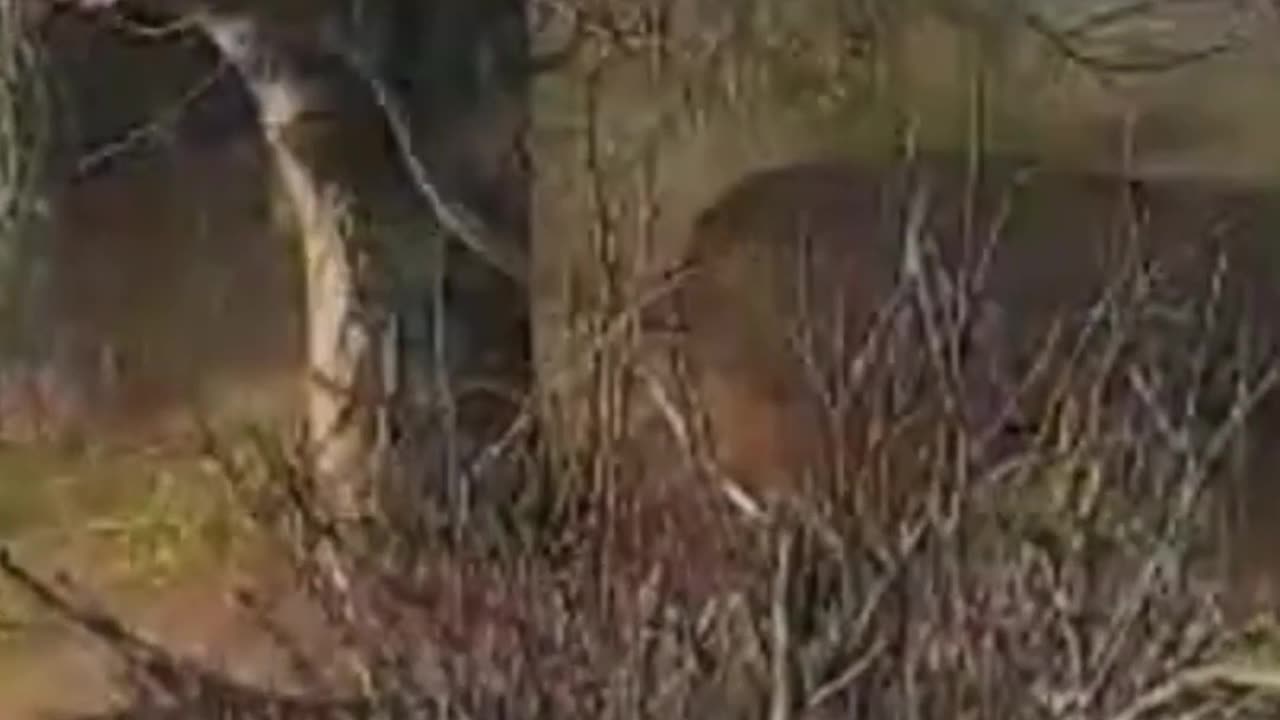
[
  {"left": 4, "top": 2, "right": 1280, "bottom": 717},
  {"left": 0, "top": 0, "right": 45, "bottom": 236},
  {"left": 0, "top": 0, "right": 50, "bottom": 361},
  {"left": 5, "top": 157, "right": 1280, "bottom": 718}
]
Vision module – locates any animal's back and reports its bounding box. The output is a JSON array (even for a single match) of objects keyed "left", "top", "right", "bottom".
[
  {"left": 672, "top": 161, "right": 909, "bottom": 495},
  {"left": 671, "top": 153, "right": 1280, "bottom": 507}
]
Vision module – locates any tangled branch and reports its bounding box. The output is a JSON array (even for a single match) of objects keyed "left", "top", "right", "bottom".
[{"left": 0, "top": 0, "right": 48, "bottom": 239}]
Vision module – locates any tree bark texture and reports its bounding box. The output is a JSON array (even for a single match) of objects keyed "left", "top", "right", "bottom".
[{"left": 188, "top": 1, "right": 531, "bottom": 518}]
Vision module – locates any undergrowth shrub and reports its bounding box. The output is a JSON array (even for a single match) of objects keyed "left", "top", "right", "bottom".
[{"left": 5, "top": 180, "right": 1280, "bottom": 718}]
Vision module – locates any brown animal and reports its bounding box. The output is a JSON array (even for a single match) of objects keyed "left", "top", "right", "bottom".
[
  {"left": 663, "top": 153, "right": 1280, "bottom": 602},
  {"left": 36, "top": 130, "right": 303, "bottom": 444}
]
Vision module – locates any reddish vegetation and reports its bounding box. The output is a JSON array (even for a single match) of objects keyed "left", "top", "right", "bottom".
[{"left": 668, "top": 155, "right": 1280, "bottom": 593}]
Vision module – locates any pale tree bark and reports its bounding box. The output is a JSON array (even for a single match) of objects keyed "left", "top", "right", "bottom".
[
  {"left": 59, "top": 0, "right": 533, "bottom": 519},
  {"left": 196, "top": 10, "right": 408, "bottom": 518},
  {"left": 202, "top": 3, "right": 532, "bottom": 519}
]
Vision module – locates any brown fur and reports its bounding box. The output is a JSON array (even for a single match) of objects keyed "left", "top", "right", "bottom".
[
  {"left": 38, "top": 132, "right": 303, "bottom": 443},
  {"left": 666, "top": 153, "right": 1280, "bottom": 606}
]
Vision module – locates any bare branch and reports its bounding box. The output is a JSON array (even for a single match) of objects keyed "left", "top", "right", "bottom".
[
  {"left": 74, "top": 60, "right": 232, "bottom": 178},
  {"left": 1023, "top": 3, "right": 1249, "bottom": 76}
]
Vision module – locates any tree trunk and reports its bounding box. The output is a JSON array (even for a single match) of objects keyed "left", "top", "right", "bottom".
[{"left": 191, "top": 2, "right": 531, "bottom": 518}]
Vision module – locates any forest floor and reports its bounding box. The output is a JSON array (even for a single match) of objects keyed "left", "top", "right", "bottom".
[{"left": 0, "top": 440, "right": 334, "bottom": 719}]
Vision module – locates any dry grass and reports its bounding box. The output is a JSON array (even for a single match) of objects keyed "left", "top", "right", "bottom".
[
  {"left": 5, "top": 152, "right": 1280, "bottom": 717},
  {"left": 8, "top": 2, "right": 1280, "bottom": 718}
]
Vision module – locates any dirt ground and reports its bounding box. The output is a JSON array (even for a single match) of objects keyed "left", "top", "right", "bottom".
[
  {"left": 0, "top": 546, "right": 345, "bottom": 719},
  {"left": 0, "top": 438, "right": 341, "bottom": 719}
]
